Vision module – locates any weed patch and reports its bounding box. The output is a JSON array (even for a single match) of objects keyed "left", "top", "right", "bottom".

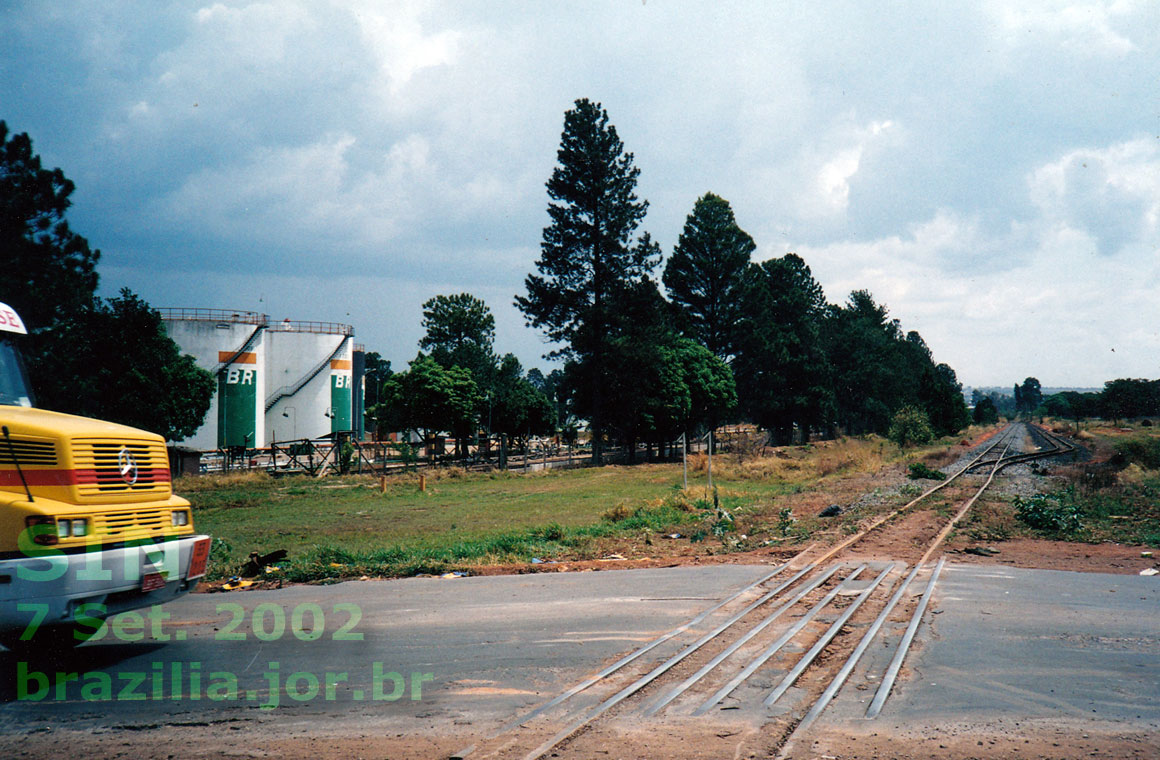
[
  {"left": 1012, "top": 492, "right": 1083, "bottom": 534},
  {"left": 908, "top": 462, "right": 946, "bottom": 481}
]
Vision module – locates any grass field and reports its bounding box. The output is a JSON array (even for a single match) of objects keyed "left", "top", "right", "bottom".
[{"left": 183, "top": 433, "right": 955, "bottom": 581}]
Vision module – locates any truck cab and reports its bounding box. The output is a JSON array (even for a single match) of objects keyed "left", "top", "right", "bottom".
[{"left": 0, "top": 302, "right": 210, "bottom": 650}]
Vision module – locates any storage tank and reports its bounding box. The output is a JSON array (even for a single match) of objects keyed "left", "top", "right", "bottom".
[
  {"left": 262, "top": 319, "right": 353, "bottom": 445},
  {"left": 160, "top": 309, "right": 356, "bottom": 451}
]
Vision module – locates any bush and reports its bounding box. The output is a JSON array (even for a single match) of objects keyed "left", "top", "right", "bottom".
[
  {"left": 1114, "top": 437, "right": 1160, "bottom": 470},
  {"left": 1012, "top": 492, "right": 1082, "bottom": 533},
  {"left": 601, "top": 502, "right": 634, "bottom": 522},
  {"left": 908, "top": 462, "right": 946, "bottom": 481},
  {"left": 888, "top": 406, "right": 934, "bottom": 448}
]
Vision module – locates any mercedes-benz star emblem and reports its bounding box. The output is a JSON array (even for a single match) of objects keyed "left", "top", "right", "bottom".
[{"left": 118, "top": 448, "right": 139, "bottom": 485}]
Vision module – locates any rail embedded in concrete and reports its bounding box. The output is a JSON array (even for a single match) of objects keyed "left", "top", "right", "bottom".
[
  {"left": 518, "top": 562, "right": 837, "bottom": 760},
  {"left": 866, "top": 556, "right": 947, "bottom": 718},
  {"left": 643, "top": 562, "right": 842, "bottom": 716},
  {"left": 763, "top": 563, "right": 895, "bottom": 707},
  {"left": 794, "top": 560, "right": 926, "bottom": 732},
  {"left": 451, "top": 561, "right": 793, "bottom": 759},
  {"left": 693, "top": 565, "right": 869, "bottom": 717}
]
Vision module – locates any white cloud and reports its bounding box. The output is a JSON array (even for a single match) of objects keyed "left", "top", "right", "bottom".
[
  {"left": 158, "top": 132, "right": 410, "bottom": 247},
  {"left": 1029, "top": 138, "right": 1160, "bottom": 255},
  {"left": 988, "top": 1, "right": 1139, "bottom": 57},
  {"left": 348, "top": 0, "right": 462, "bottom": 95},
  {"left": 786, "top": 117, "right": 901, "bottom": 223},
  {"left": 817, "top": 148, "right": 862, "bottom": 212},
  {"left": 788, "top": 157, "right": 1160, "bottom": 386},
  {"left": 8, "top": 1, "right": 1160, "bottom": 385}
]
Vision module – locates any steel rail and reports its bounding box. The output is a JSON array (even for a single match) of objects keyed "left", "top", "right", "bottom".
[
  {"left": 460, "top": 424, "right": 1039, "bottom": 759},
  {"left": 516, "top": 427, "right": 1019, "bottom": 755},
  {"left": 778, "top": 435, "right": 1015, "bottom": 751},
  {"left": 803, "top": 424, "right": 1017, "bottom": 570},
  {"left": 691, "top": 565, "right": 869, "bottom": 716},
  {"left": 516, "top": 563, "right": 838, "bottom": 760},
  {"left": 449, "top": 560, "right": 795, "bottom": 759},
  {"left": 865, "top": 556, "right": 947, "bottom": 718},
  {"left": 966, "top": 421, "right": 1074, "bottom": 474},
  {"left": 641, "top": 563, "right": 843, "bottom": 716},
  {"left": 792, "top": 561, "right": 925, "bottom": 733},
  {"left": 763, "top": 564, "right": 895, "bottom": 707}
]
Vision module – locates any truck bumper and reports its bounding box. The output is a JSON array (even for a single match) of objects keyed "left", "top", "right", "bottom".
[{"left": 0, "top": 535, "right": 211, "bottom": 635}]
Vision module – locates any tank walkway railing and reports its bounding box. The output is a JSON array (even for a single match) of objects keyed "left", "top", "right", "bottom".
[
  {"left": 267, "top": 319, "right": 354, "bottom": 336},
  {"left": 158, "top": 308, "right": 268, "bottom": 325}
]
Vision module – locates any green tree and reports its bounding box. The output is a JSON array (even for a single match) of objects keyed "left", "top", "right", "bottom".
[
  {"left": 821, "top": 291, "right": 966, "bottom": 439},
  {"left": 1017, "top": 377, "right": 1042, "bottom": 416},
  {"left": 823, "top": 290, "right": 907, "bottom": 435},
  {"left": 571, "top": 278, "right": 734, "bottom": 460},
  {"left": 973, "top": 396, "right": 999, "bottom": 424},
  {"left": 1040, "top": 393, "right": 1071, "bottom": 421},
  {"left": 362, "top": 351, "right": 391, "bottom": 411},
  {"left": 490, "top": 354, "right": 556, "bottom": 452},
  {"left": 1100, "top": 378, "right": 1157, "bottom": 424},
  {"left": 918, "top": 360, "right": 971, "bottom": 436},
  {"left": 419, "top": 293, "right": 496, "bottom": 381},
  {"left": 375, "top": 355, "right": 479, "bottom": 459},
  {"left": 39, "top": 291, "right": 214, "bottom": 441},
  {"left": 0, "top": 121, "right": 99, "bottom": 333},
  {"left": 0, "top": 123, "right": 213, "bottom": 440},
  {"left": 888, "top": 405, "right": 934, "bottom": 448},
  {"left": 516, "top": 98, "right": 655, "bottom": 464},
  {"left": 662, "top": 192, "right": 754, "bottom": 361},
  {"left": 733, "top": 254, "right": 832, "bottom": 444}
]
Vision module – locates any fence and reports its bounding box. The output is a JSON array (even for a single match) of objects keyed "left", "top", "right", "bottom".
[{"left": 196, "top": 433, "right": 709, "bottom": 478}]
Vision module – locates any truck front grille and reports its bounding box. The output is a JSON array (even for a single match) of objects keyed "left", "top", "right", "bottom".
[
  {"left": 93, "top": 508, "right": 169, "bottom": 541},
  {"left": 0, "top": 437, "right": 57, "bottom": 466},
  {"left": 71, "top": 439, "right": 171, "bottom": 497}
]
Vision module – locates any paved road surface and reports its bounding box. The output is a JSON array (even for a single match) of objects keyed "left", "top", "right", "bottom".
[
  {"left": 1, "top": 562, "right": 1156, "bottom": 754},
  {"left": 0, "top": 564, "right": 772, "bottom": 734}
]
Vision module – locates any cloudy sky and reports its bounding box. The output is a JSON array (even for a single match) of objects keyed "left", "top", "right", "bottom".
[{"left": 4, "top": 0, "right": 1159, "bottom": 388}]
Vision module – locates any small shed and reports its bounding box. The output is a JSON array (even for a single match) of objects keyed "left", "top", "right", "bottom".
[{"left": 168, "top": 445, "right": 203, "bottom": 479}]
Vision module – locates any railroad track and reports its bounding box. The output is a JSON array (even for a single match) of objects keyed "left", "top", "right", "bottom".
[{"left": 450, "top": 422, "right": 1083, "bottom": 760}]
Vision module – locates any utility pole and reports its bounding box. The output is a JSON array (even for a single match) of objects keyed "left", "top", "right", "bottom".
[
  {"left": 704, "top": 429, "right": 713, "bottom": 493},
  {"left": 680, "top": 432, "right": 688, "bottom": 490}
]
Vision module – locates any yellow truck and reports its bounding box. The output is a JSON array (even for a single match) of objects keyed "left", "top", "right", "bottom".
[{"left": 0, "top": 301, "right": 210, "bottom": 650}]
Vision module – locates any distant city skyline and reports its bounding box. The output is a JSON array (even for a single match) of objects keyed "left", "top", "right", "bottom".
[{"left": 3, "top": 1, "right": 1158, "bottom": 387}]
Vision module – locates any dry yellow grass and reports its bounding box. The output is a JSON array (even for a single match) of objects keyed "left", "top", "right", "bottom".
[
  {"left": 688, "top": 436, "right": 893, "bottom": 484},
  {"left": 174, "top": 469, "right": 270, "bottom": 492}
]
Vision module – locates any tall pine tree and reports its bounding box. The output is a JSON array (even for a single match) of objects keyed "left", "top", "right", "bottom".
[
  {"left": 516, "top": 99, "right": 654, "bottom": 463},
  {"left": 663, "top": 192, "right": 754, "bottom": 362}
]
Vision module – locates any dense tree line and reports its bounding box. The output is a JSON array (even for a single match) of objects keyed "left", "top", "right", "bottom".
[
  {"left": 1041, "top": 379, "right": 1160, "bottom": 425},
  {"left": 974, "top": 377, "right": 1160, "bottom": 426},
  {"left": 0, "top": 121, "right": 213, "bottom": 441},
  {"left": 513, "top": 99, "right": 969, "bottom": 460}
]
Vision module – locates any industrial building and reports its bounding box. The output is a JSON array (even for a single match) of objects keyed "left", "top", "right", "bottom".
[{"left": 160, "top": 309, "right": 365, "bottom": 451}]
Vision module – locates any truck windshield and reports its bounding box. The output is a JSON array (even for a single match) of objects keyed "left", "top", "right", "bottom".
[{"left": 0, "top": 338, "right": 33, "bottom": 407}]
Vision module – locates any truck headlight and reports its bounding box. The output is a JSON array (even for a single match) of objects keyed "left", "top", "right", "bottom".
[
  {"left": 71, "top": 518, "right": 89, "bottom": 537},
  {"left": 171, "top": 510, "right": 190, "bottom": 527}
]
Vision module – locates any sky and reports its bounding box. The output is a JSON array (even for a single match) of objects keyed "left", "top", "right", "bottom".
[{"left": 3, "top": 0, "right": 1159, "bottom": 388}]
